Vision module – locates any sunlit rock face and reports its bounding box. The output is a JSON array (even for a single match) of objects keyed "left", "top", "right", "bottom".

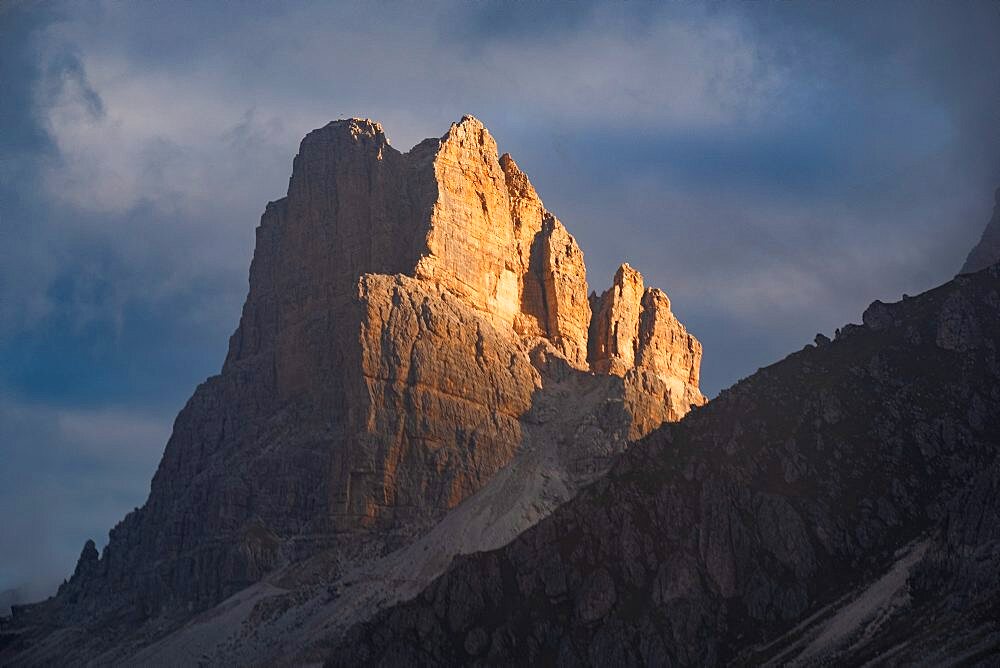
[
  {"left": 3, "top": 115, "right": 705, "bottom": 660},
  {"left": 414, "top": 118, "right": 595, "bottom": 368},
  {"left": 216, "top": 115, "right": 703, "bottom": 549},
  {"left": 590, "top": 263, "right": 706, "bottom": 436},
  {"left": 331, "top": 263, "right": 1000, "bottom": 668}
]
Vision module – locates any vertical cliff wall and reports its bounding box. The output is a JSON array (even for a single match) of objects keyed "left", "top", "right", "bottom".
[{"left": 6, "top": 117, "right": 706, "bottom": 655}]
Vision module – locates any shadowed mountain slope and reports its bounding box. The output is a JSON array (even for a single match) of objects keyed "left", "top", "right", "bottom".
[{"left": 331, "top": 263, "right": 1000, "bottom": 667}]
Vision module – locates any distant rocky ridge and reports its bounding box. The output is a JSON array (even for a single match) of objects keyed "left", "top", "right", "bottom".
[
  {"left": 0, "top": 590, "right": 23, "bottom": 618},
  {"left": 0, "top": 116, "right": 704, "bottom": 664},
  {"left": 961, "top": 187, "right": 1000, "bottom": 274},
  {"left": 331, "top": 262, "right": 1000, "bottom": 667}
]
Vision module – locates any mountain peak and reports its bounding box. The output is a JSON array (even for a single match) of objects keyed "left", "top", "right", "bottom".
[
  {"left": 324, "top": 117, "right": 385, "bottom": 135},
  {"left": 2, "top": 117, "right": 705, "bottom": 664},
  {"left": 456, "top": 113, "right": 486, "bottom": 129}
]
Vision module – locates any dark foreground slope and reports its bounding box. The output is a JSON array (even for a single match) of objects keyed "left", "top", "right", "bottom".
[{"left": 331, "top": 264, "right": 1000, "bottom": 666}]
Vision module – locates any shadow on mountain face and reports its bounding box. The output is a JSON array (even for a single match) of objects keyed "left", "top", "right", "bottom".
[{"left": 330, "top": 263, "right": 1000, "bottom": 667}]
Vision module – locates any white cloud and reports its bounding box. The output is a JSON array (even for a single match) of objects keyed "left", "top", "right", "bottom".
[
  {"left": 8, "top": 3, "right": 787, "bottom": 339},
  {"left": 473, "top": 11, "right": 785, "bottom": 127}
]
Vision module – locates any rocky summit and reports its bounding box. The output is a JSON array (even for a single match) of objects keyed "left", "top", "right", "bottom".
[{"left": 0, "top": 116, "right": 704, "bottom": 665}]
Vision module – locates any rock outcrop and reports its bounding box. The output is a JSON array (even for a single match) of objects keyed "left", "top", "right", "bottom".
[
  {"left": 1, "top": 116, "right": 704, "bottom": 664},
  {"left": 590, "top": 264, "right": 704, "bottom": 436},
  {"left": 589, "top": 263, "right": 646, "bottom": 375},
  {"left": 331, "top": 264, "right": 1000, "bottom": 667},
  {"left": 961, "top": 186, "right": 1000, "bottom": 274}
]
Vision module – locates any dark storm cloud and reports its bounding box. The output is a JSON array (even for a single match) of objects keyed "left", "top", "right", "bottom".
[{"left": 1, "top": 0, "right": 998, "bottom": 598}]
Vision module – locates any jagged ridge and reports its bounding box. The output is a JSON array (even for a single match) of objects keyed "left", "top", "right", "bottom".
[{"left": 330, "top": 264, "right": 1000, "bottom": 666}]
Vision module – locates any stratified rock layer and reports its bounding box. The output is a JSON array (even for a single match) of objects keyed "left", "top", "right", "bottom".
[
  {"left": 331, "top": 264, "right": 1000, "bottom": 667},
  {"left": 2, "top": 116, "right": 704, "bottom": 665},
  {"left": 590, "top": 264, "right": 705, "bottom": 435},
  {"left": 589, "top": 263, "right": 646, "bottom": 375}
]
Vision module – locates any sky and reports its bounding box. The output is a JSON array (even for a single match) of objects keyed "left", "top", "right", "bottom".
[{"left": 1, "top": 0, "right": 999, "bottom": 603}]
